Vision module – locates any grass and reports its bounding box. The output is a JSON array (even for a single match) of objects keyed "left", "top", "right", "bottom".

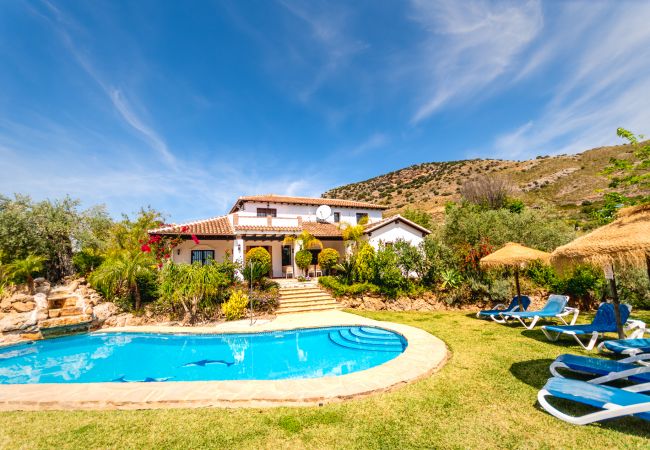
[{"left": 1, "top": 309, "right": 649, "bottom": 449}]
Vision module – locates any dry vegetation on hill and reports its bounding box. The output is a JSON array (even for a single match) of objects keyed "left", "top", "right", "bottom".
[{"left": 323, "top": 141, "right": 650, "bottom": 223}]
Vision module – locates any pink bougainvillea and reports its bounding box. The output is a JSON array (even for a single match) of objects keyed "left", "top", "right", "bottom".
[{"left": 141, "top": 224, "right": 198, "bottom": 266}]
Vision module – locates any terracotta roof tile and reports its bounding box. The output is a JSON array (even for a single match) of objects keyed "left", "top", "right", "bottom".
[
  {"left": 149, "top": 216, "right": 234, "bottom": 236},
  {"left": 301, "top": 221, "right": 343, "bottom": 237},
  {"left": 229, "top": 194, "right": 387, "bottom": 213}
]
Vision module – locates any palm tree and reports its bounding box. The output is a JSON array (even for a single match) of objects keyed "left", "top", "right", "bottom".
[
  {"left": 339, "top": 221, "right": 365, "bottom": 253},
  {"left": 283, "top": 231, "right": 323, "bottom": 276},
  {"left": 176, "top": 262, "right": 224, "bottom": 323},
  {"left": 9, "top": 255, "right": 46, "bottom": 294},
  {"left": 90, "top": 250, "right": 152, "bottom": 310}
]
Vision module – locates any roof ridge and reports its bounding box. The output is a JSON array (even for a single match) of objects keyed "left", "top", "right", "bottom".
[{"left": 149, "top": 214, "right": 231, "bottom": 233}]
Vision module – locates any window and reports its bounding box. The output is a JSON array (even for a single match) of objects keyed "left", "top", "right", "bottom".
[
  {"left": 281, "top": 245, "right": 292, "bottom": 266},
  {"left": 309, "top": 249, "right": 321, "bottom": 265},
  {"left": 257, "top": 208, "right": 277, "bottom": 217},
  {"left": 356, "top": 212, "right": 368, "bottom": 224},
  {"left": 333, "top": 212, "right": 340, "bottom": 222},
  {"left": 191, "top": 250, "right": 214, "bottom": 265}
]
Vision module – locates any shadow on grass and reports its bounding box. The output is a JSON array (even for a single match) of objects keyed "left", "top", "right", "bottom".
[
  {"left": 511, "top": 360, "right": 650, "bottom": 438},
  {"left": 520, "top": 330, "right": 579, "bottom": 349},
  {"left": 510, "top": 358, "right": 554, "bottom": 390}
]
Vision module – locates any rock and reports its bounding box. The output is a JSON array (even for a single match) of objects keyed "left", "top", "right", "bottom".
[
  {"left": 12, "top": 301, "right": 35, "bottom": 313},
  {"left": 67, "top": 280, "right": 80, "bottom": 292},
  {"left": 84, "top": 307, "right": 93, "bottom": 315},
  {"left": 0, "top": 312, "right": 37, "bottom": 333},
  {"left": 412, "top": 298, "right": 436, "bottom": 311},
  {"left": 48, "top": 309, "right": 61, "bottom": 318},
  {"left": 33, "top": 277, "right": 46, "bottom": 284},
  {"left": 34, "top": 281, "right": 51, "bottom": 295},
  {"left": 9, "top": 294, "right": 32, "bottom": 304},
  {"left": 125, "top": 315, "right": 145, "bottom": 326},
  {"left": 92, "top": 302, "right": 119, "bottom": 325},
  {"left": 0, "top": 298, "right": 12, "bottom": 311},
  {"left": 362, "top": 296, "right": 385, "bottom": 310},
  {"left": 33, "top": 293, "right": 48, "bottom": 310}
]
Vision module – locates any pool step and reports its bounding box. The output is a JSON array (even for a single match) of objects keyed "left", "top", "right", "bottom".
[
  {"left": 277, "top": 285, "right": 340, "bottom": 314},
  {"left": 328, "top": 327, "right": 405, "bottom": 352}
]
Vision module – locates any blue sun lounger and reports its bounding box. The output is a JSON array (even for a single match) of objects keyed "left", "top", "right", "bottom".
[
  {"left": 599, "top": 337, "right": 650, "bottom": 356},
  {"left": 476, "top": 295, "right": 530, "bottom": 323},
  {"left": 500, "top": 294, "right": 576, "bottom": 330},
  {"left": 541, "top": 303, "right": 632, "bottom": 350},
  {"left": 538, "top": 377, "right": 650, "bottom": 425},
  {"left": 549, "top": 353, "right": 650, "bottom": 393}
]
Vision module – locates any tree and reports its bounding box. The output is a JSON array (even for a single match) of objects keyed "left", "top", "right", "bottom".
[
  {"left": 318, "top": 248, "right": 340, "bottom": 275},
  {"left": 89, "top": 250, "right": 153, "bottom": 310},
  {"left": 175, "top": 262, "right": 229, "bottom": 323},
  {"left": 596, "top": 128, "right": 650, "bottom": 223},
  {"left": 460, "top": 175, "right": 514, "bottom": 210},
  {"left": 402, "top": 208, "right": 433, "bottom": 230},
  {"left": 9, "top": 255, "right": 46, "bottom": 294},
  {"left": 295, "top": 249, "right": 313, "bottom": 277},
  {"left": 443, "top": 203, "right": 574, "bottom": 252},
  {"left": 356, "top": 244, "right": 376, "bottom": 282},
  {"left": 338, "top": 222, "right": 365, "bottom": 252},
  {"left": 0, "top": 195, "right": 114, "bottom": 281}
]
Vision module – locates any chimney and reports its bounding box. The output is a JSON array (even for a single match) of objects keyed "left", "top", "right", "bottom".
[
  {"left": 267, "top": 215, "right": 273, "bottom": 226},
  {"left": 232, "top": 214, "right": 239, "bottom": 225}
]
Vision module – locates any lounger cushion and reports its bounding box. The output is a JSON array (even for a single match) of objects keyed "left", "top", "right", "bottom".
[
  {"left": 543, "top": 302, "right": 630, "bottom": 335},
  {"left": 478, "top": 296, "right": 530, "bottom": 317},
  {"left": 543, "top": 377, "right": 650, "bottom": 421},
  {"left": 603, "top": 338, "right": 650, "bottom": 355},
  {"left": 506, "top": 295, "right": 568, "bottom": 318},
  {"left": 554, "top": 354, "right": 650, "bottom": 384}
]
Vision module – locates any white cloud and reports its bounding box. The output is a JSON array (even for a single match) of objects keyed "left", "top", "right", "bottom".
[
  {"left": 409, "top": 0, "right": 543, "bottom": 123},
  {"left": 350, "top": 133, "right": 389, "bottom": 156},
  {"left": 493, "top": 3, "right": 650, "bottom": 159}
]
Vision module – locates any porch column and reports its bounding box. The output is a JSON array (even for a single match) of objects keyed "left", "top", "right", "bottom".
[{"left": 233, "top": 236, "right": 244, "bottom": 280}]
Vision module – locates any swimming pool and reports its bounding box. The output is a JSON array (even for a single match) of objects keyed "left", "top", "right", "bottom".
[{"left": 0, "top": 326, "right": 407, "bottom": 384}]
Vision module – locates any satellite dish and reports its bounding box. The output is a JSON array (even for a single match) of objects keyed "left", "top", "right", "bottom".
[{"left": 316, "top": 205, "right": 332, "bottom": 221}]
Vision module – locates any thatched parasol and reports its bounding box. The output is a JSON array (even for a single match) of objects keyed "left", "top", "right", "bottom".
[
  {"left": 550, "top": 204, "right": 650, "bottom": 338},
  {"left": 480, "top": 242, "right": 551, "bottom": 300}
]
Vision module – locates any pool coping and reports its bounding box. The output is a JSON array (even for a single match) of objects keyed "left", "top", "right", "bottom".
[{"left": 0, "top": 310, "right": 448, "bottom": 411}]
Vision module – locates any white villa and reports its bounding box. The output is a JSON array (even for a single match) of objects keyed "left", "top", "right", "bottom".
[{"left": 150, "top": 194, "right": 430, "bottom": 278}]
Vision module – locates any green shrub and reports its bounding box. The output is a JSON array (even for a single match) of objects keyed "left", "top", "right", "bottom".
[
  {"left": 222, "top": 289, "right": 249, "bottom": 321},
  {"left": 334, "top": 257, "right": 356, "bottom": 285},
  {"left": 617, "top": 267, "right": 650, "bottom": 309},
  {"left": 525, "top": 260, "right": 559, "bottom": 289},
  {"left": 318, "top": 248, "right": 340, "bottom": 275},
  {"left": 374, "top": 244, "right": 407, "bottom": 297},
  {"left": 243, "top": 247, "right": 271, "bottom": 283},
  {"left": 295, "top": 249, "right": 313, "bottom": 276},
  {"left": 73, "top": 250, "right": 104, "bottom": 276},
  {"left": 556, "top": 265, "right": 605, "bottom": 309},
  {"left": 318, "top": 276, "right": 377, "bottom": 297},
  {"left": 356, "top": 244, "right": 375, "bottom": 282}
]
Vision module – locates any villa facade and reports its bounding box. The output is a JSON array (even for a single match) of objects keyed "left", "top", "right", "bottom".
[{"left": 150, "top": 194, "right": 430, "bottom": 278}]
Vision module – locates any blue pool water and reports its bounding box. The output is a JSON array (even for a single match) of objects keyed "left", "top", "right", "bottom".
[{"left": 0, "top": 326, "right": 407, "bottom": 384}]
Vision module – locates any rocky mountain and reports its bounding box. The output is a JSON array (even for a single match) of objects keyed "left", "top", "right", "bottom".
[{"left": 323, "top": 141, "right": 650, "bottom": 223}]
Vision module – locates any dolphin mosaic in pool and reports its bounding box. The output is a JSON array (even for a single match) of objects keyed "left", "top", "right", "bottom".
[{"left": 0, "top": 326, "right": 407, "bottom": 384}]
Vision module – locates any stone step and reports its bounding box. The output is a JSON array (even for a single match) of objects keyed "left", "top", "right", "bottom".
[
  {"left": 39, "top": 315, "right": 92, "bottom": 330},
  {"left": 277, "top": 300, "right": 339, "bottom": 310},
  {"left": 48, "top": 307, "right": 84, "bottom": 318},
  {"left": 276, "top": 304, "right": 340, "bottom": 314},
  {"left": 279, "top": 291, "right": 331, "bottom": 299},
  {"left": 278, "top": 286, "right": 322, "bottom": 293},
  {"left": 47, "top": 297, "right": 78, "bottom": 309},
  {"left": 279, "top": 296, "right": 336, "bottom": 305}
]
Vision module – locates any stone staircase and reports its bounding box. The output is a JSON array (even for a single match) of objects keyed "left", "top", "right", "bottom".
[
  {"left": 39, "top": 293, "right": 92, "bottom": 338},
  {"left": 276, "top": 283, "right": 340, "bottom": 314}
]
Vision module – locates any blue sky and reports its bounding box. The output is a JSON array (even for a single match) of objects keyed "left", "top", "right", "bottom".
[{"left": 1, "top": 0, "right": 649, "bottom": 221}]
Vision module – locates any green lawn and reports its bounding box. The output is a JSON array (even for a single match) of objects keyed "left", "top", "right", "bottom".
[{"left": 1, "top": 310, "right": 649, "bottom": 449}]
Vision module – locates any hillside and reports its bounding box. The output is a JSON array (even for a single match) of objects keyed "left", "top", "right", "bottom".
[{"left": 323, "top": 141, "right": 650, "bottom": 223}]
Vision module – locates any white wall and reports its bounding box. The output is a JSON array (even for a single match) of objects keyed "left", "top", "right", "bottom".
[
  {"left": 235, "top": 201, "right": 382, "bottom": 225},
  {"left": 366, "top": 222, "right": 425, "bottom": 248},
  {"left": 172, "top": 239, "right": 234, "bottom": 264}
]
